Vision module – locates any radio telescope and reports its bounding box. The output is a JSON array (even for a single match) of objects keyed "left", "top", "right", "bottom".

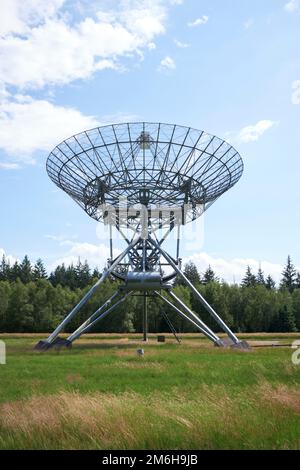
[{"left": 36, "top": 122, "right": 249, "bottom": 350}]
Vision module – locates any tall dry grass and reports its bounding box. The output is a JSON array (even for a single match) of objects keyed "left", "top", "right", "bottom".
[{"left": 1, "top": 384, "right": 300, "bottom": 449}]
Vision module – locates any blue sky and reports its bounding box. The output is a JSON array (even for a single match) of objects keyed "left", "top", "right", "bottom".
[{"left": 0, "top": 0, "right": 299, "bottom": 283}]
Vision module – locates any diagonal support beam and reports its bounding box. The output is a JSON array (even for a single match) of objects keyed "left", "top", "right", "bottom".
[
  {"left": 167, "top": 290, "right": 221, "bottom": 343},
  {"left": 149, "top": 236, "right": 239, "bottom": 344},
  {"left": 155, "top": 291, "right": 220, "bottom": 344},
  {"left": 67, "top": 289, "right": 121, "bottom": 342},
  {"left": 45, "top": 235, "right": 141, "bottom": 344},
  {"left": 160, "top": 309, "right": 181, "bottom": 344},
  {"left": 68, "top": 291, "right": 133, "bottom": 342}
]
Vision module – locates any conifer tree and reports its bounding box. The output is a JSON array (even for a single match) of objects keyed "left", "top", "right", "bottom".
[
  {"left": 202, "top": 265, "right": 218, "bottom": 284},
  {"left": 256, "top": 267, "right": 265, "bottom": 286},
  {"left": 0, "top": 255, "right": 10, "bottom": 281},
  {"left": 295, "top": 272, "right": 300, "bottom": 289},
  {"left": 277, "top": 304, "right": 297, "bottom": 332},
  {"left": 33, "top": 259, "right": 47, "bottom": 280},
  {"left": 183, "top": 261, "right": 201, "bottom": 284},
  {"left": 280, "top": 256, "right": 297, "bottom": 293},
  {"left": 241, "top": 266, "right": 257, "bottom": 287},
  {"left": 19, "top": 255, "right": 32, "bottom": 283},
  {"left": 265, "top": 274, "right": 276, "bottom": 290},
  {"left": 10, "top": 261, "right": 21, "bottom": 281},
  {"left": 75, "top": 259, "right": 91, "bottom": 288},
  {"left": 49, "top": 264, "right": 67, "bottom": 287},
  {"left": 92, "top": 267, "right": 101, "bottom": 279},
  {"left": 65, "top": 264, "right": 77, "bottom": 289}
]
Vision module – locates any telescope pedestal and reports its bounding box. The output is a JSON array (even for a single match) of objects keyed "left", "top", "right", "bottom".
[{"left": 35, "top": 233, "right": 250, "bottom": 351}]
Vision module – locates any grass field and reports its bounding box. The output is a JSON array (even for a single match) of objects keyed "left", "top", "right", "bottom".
[{"left": 0, "top": 333, "right": 300, "bottom": 450}]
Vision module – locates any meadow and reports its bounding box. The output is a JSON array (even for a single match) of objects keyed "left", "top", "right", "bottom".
[{"left": 0, "top": 333, "right": 300, "bottom": 450}]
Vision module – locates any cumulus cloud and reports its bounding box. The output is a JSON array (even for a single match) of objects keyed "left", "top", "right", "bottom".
[
  {"left": 0, "top": 93, "right": 99, "bottom": 162},
  {"left": 0, "top": 248, "right": 18, "bottom": 265},
  {"left": 187, "top": 16, "right": 208, "bottom": 27},
  {"left": 291, "top": 80, "right": 300, "bottom": 104},
  {"left": 0, "top": 1, "right": 173, "bottom": 167},
  {"left": 184, "top": 252, "right": 285, "bottom": 285},
  {"left": 237, "top": 120, "right": 277, "bottom": 143},
  {"left": 174, "top": 38, "right": 189, "bottom": 48},
  {"left": 159, "top": 56, "right": 176, "bottom": 71},
  {"left": 225, "top": 120, "right": 278, "bottom": 145},
  {"left": 0, "top": 0, "right": 168, "bottom": 89},
  {"left": 147, "top": 42, "right": 156, "bottom": 50},
  {"left": 0, "top": 162, "right": 20, "bottom": 170},
  {"left": 0, "top": 91, "right": 138, "bottom": 166},
  {"left": 0, "top": 0, "right": 65, "bottom": 37},
  {"left": 0, "top": 239, "right": 288, "bottom": 286},
  {"left": 99, "top": 111, "right": 139, "bottom": 125},
  {"left": 45, "top": 234, "right": 78, "bottom": 242},
  {"left": 284, "top": 0, "right": 299, "bottom": 12},
  {"left": 49, "top": 237, "right": 285, "bottom": 285},
  {"left": 51, "top": 240, "right": 121, "bottom": 271}
]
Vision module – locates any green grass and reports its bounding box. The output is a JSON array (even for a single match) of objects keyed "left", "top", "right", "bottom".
[{"left": 0, "top": 333, "right": 300, "bottom": 449}]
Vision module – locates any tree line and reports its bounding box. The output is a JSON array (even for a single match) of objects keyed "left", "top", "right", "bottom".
[{"left": 0, "top": 255, "right": 299, "bottom": 334}]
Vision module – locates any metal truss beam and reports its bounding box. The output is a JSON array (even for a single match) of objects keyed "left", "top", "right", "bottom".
[
  {"left": 155, "top": 291, "right": 220, "bottom": 344},
  {"left": 149, "top": 236, "right": 239, "bottom": 345},
  {"left": 68, "top": 291, "right": 133, "bottom": 342},
  {"left": 44, "top": 234, "right": 141, "bottom": 345}
]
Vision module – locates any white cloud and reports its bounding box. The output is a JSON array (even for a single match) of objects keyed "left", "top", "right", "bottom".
[
  {"left": 95, "top": 111, "right": 139, "bottom": 126},
  {"left": 244, "top": 18, "right": 254, "bottom": 29},
  {"left": 51, "top": 240, "right": 121, "bottom": 270},
  {"left": 45, "top": 234, "right": 77, "bottom": 242},
  {"left": 147, "top": 42, "right": 156, "bottom": 50},
  {"left": 0, "top": 93, "right": 98, "bottom": 161},
  {"left": 120, "top": 2, "right": 166, "bottom": 41},
  {"left": 235, "top": 120, "right": 277, "bottom": 143},
  {"left": 0, "top": 0, "right": 65, "bottom": 37},
  {"left": 0, "top": 0, "right": 168, "bottom": 89},
  {"left": 51, "top": 242, "right": 287, "bottom": 284},
  {"left": 159, "top": 56, "right": 176, "bottom": 71},
  {"left": 0, "top": 84, "right": 10, "bottom": 101},
  {"left": 284, "top": 0, "right": 299, "bottom": 12},
  {"left": 174, "top": 38, "right": 189, "bottom": 48},
  {"left": 0, "top": 248, "right": 18, "bottom": 265},
  {"left": 0, "top": 162, "right": 21, "bottom": 170},
  {"left": 291, "top": 80, "right": 300, "bottom": 104},
  {"left": 0, "top": 91, "right": 138, "bottom": 165},
  {"left": 184, "top": 252, "right": 285, "bottom": 285},
  {"left": 0, "top": 1, "right": 175, "bottom": 165},
  {"left": 187, "top": 16, "right": 208, "bottom": 27}
]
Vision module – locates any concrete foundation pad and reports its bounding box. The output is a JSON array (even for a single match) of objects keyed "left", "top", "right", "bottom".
[{"left": 34, "top": 337, "right": 72, "bottom": 351}]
